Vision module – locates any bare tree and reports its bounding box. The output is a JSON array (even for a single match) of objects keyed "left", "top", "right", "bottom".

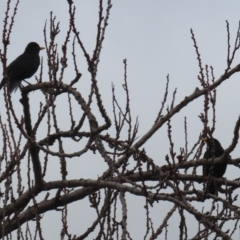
[{"left": 0, "top": 1, "right": 240, "bottom": 239}]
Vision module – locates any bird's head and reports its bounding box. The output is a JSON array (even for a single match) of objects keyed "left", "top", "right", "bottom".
[
  {"left": 25, "top": 42, "right": 45, "bottom": 54},
  {"left": 202, "top": 137, "right": 224, "bottom": 155}
]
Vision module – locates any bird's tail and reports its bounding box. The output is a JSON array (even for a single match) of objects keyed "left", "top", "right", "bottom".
[
  {"left": 0, "top": 78, "right": 6, "bottom": 90},
  {"left": 208, "top": 179, "right": 218, "bottom": 196},
  {"left": 0, "top": 78, "right": 20, "bottom": 94},
  {"left": 8, "top": 80, "right": 20, "bottom": 93}
]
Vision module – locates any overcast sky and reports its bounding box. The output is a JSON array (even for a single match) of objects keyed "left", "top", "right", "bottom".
[{"left": 1, "top": 1, "right": 240, "bottom": 239}]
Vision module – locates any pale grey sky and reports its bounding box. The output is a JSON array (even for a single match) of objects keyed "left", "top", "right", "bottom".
[{"left": 1, "top": 1, "right": 240, "bottom": 239}]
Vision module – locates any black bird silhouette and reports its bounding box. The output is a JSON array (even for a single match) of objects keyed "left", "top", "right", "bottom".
[
  {"left": 202, "top": 138, "right": 228, "bottom": 196},
  {"left": 0, "top": 42, "right": 44, "bottom": 93}
]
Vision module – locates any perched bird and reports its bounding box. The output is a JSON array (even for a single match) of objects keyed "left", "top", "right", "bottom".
[
  {"left": 0, "top": 42, "right": 44, "bottom": 93},
  {"left": 202, "top": 138, "right": 228, "bottom": 196}
]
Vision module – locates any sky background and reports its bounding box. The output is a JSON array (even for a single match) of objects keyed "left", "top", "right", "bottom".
[{"left": 1, "top": 1, "right": 240, "bottom": 239}]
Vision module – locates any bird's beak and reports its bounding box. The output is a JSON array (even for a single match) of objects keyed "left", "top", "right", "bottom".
[{"left": 40, "top": 47, "right": 45, "bottom": 50}]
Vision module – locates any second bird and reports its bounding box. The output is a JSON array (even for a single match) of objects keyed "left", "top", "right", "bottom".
[
  {"left": 202, "top": 138, "right": 228, "bottom": 196},
  {"left": 0, "top": 42, "right": 44, "bottom": 93}
]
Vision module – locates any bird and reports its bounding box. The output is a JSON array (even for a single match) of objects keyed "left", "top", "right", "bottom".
[
  {"left": 202, "top": 138, "right": 228, "bottom": 196},
  {"left": 0, "top": 42, "right": 44, "bottom": 93}
]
